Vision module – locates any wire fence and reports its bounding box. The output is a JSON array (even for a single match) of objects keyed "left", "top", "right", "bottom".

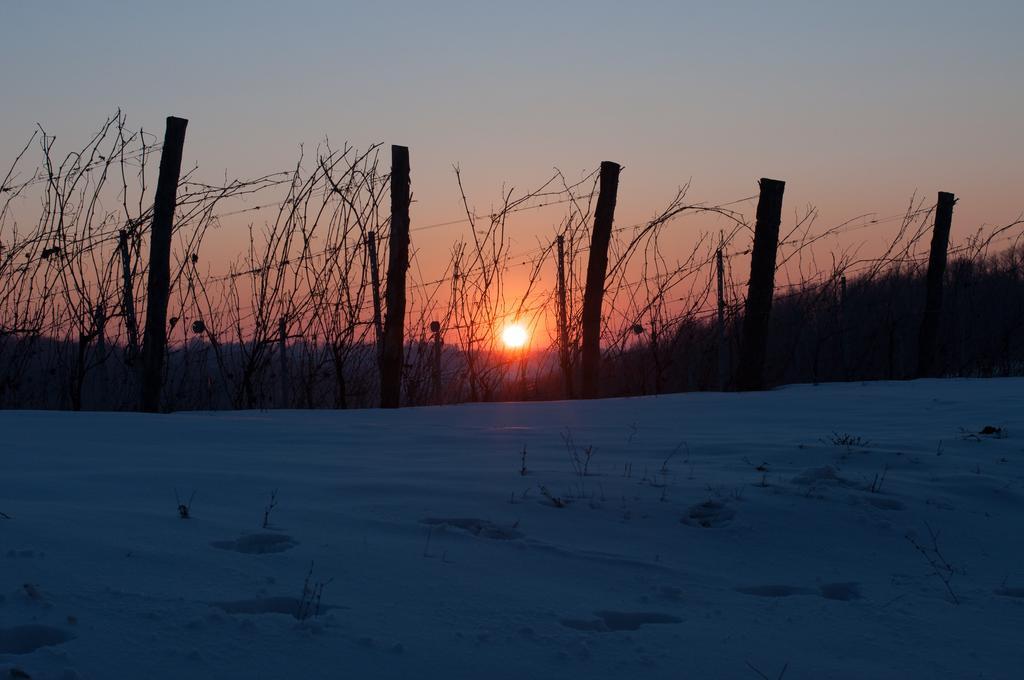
[{"left": 3, "top": 114, "right": 1023, "bottom": 410}]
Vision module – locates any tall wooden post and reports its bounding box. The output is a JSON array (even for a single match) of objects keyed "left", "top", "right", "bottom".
[
  {"left": 736, "top": 178, "right": 785, "bottom": 391},
  {"left": 278, "top": 316, "right": 288, "bottom": 408},
  {"left": 93, "top": 303, "right": 108, "bottom": 401},
  {"left": 366, "top": 230, "right": 384, "bottom": 359},
  {"left": 556, "top": 234, "right": 572, "bottom": 398},
  {"left": 94, "top": 304, "right": 107, "bottom": 362},
  {"left": 580, "top": 161, "right": 621, "bottom": 399},
  {"left": 916, "top": 191, "right": 956, "bottom": 378},
  {"left": 838, "top": 274, "right": 849, "bottom": 379},
  {"left": 139, "top": 116, "right": 187, "bottom": 412},
  {"left": 716, "top": 237, "right": 727, "bottom": 390},
  {"left": 380, "top": 145, "right": 410, "bottom": 408},
  {"left": 118, "top": 229, "right": 139, "bottom": 361},
  {"left": 430, "top": 320, "right": 442, "bottom": 404}
]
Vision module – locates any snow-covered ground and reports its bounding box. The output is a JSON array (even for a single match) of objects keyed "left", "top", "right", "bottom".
[{"left": 2, "top": 379, "right": 1023, "bottom": 679}]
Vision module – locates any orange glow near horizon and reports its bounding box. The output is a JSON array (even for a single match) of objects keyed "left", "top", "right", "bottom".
[{"left": 500, "top": 323, "right": 529, "bottom": 349}]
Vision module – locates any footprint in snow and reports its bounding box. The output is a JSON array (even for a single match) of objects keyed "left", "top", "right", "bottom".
[
  {"left": 210, "top": 596, "right": 341, "bottom": 619},
  {"left": 818, "top": 582, "right": 863, "bottom": 601},
  {"left": 791, "top": 465, "right": 851, "bottom": 487},
  {"left": 736, "top": 582, "right": 862, "bottom": 601},
  {"left": 5, "top": 549, "right": 42, "bottom": 560},
  {"left": 0, "top": 625, "right": 75, "bottom": 654},
  {"left": 866, "top": 496, "right": 906, "bottom": 511},
  {"left": 560, "top": 611, "right": 681, "bottom": 632},
  {"left": 680, "top": 500, "right": 734, "bottom": 528},
  {"left": 735, "top": 585, "right": 812, "bottom": 597},
  {"left": 420, "top": 518, "right": 523, "bottom": 540},
  {"left": 211, "top": 533, "right": 298, "bottom": 554},
  {"left": 995, "top": 587, "right": 1024, "bottom": 598}
]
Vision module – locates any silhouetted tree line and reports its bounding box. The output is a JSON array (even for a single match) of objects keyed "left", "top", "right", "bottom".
[{"left": 598, "top": 246, "right": 1024, "bottom": 398}]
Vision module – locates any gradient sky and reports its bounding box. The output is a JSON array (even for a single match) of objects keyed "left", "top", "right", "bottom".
[{"left": 3, "top": 1, "right": 1023, "bottom": 286}]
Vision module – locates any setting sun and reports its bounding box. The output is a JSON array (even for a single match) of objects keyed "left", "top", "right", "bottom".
[{"left": 501, "top": 324, "right": 529, "bottom": 349}]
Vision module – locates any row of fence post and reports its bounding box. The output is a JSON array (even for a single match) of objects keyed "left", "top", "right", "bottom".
[
  {"left": 139, "top": 116, "right": 187, "bottom": 413},
  {"left": 379, "top": 145, "right": 411, "bottom": 409},
  {"left": 580, "top": 161, "right": 622, "bottom": 399},
  {"left": 917, "top": 192, "right": 956, "bottom": 378},
  {"left": 135, "top": 115, "right": 955, "bottom": 411}
]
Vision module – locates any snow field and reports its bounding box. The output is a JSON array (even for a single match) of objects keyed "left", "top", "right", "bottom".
[{"left": 2, "top": 379, "right": 1024, "bottom": 678}]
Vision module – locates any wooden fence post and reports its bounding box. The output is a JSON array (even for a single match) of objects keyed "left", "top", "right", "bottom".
[
  {"left": 430, "top": 320, "right": 442, "bottom": 404},
  {"left": 93, "top": 303, "right": 109, "bottom": 404},
  {"left": 580, "top": 161, "right": 621, "bottom": 399},
  {"left": 916, "top": 191, "right": 956, "bottom": 378},
  {"left": 838, "top": 274, "right": 849, "bottom": 379},
  {"left": 139, "top": 116, "right": 187, "bottom": 412},
  {"left": 278, "top": 316, "right": 288, "bottom": 408},
  {"left": 556, "top": 234, "right": 572, "bottom": 398},
  {"left": 736, "top": 178, "right": 785, "bottom": 391},
  {"left": 716, "top": 234, "right": 727, "bottom": 390},
  {"left": 93, "top": 304, "right": 107, "bottom": 360},
  {"left": 118, "top": 229, "right": 139, "bottom": 361},
  {"left": 380, "top": 145, "right": 410, "bottom": 408},
  {"left": 366, "top": 230, "right": 384, "bottom": 359}
]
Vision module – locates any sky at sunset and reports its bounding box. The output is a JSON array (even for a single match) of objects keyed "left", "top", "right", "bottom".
[{"left": 3, "top": 0, "right": 1023, "bottom": 322}]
